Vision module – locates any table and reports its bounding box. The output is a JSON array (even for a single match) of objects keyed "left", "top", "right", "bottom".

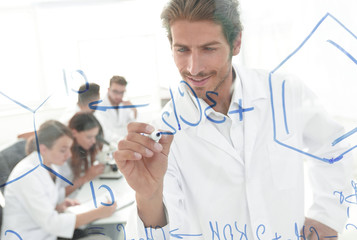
[{"left": 67, "top": 174, "right": 135, "bottom": 239}]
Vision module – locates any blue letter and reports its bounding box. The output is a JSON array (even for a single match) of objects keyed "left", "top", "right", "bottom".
[
  {"left": 256, "top": 224, "right": 265, "bottom": 240},
  {"left": 309, "top": 226, "right": 320, "bottom": 240},
  {"left": 4, "top": 230, "right": 23, "bottom": 240},
  {"left": 204, "top": 91, "right": 226, "bottom": 124},
  {"left": 209, "top": 221, "right": 221, "bottom": 240},
  {"left": 234, "top": 222, "right": 248, "bottom": 240},
  {"left": 161, "top": 111, "right": 177, "bottom": 135},
  {"left": 99, "top": 184, "right": 115, "bottom": 206},
  {"left": 223, "top": 224, "right": 233, "bottom": 240},
  {"left": 178, "top": 81, "right": 202, "bottom": 127},
  {"left": 295, "top": 222, "right": 306, "bottom": 240},
  {"left": 90, "top": 181, "right": 115, "bottom": 208},
  {"left": 63, "top": 69, "right": 89, "bottom": 94},
  {"left": 116, "top": 224, "right": 127, "bottom": 240},
  {"left": 272, "top": 232, "right": 282, "bottom": 240}
]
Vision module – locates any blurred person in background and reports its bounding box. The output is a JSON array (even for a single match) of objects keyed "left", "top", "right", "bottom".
[
  {"left": 95, "top": 76, "right": 137, "bottom": 144},
  {"left": 1, "top": 120, "right": 116, "bottom": 240}
]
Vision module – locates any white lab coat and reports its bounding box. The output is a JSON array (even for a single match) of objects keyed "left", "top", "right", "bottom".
[
  {"left": 1, "top": 152, "right": 76, "bottom": 240},
  {"left": 126, "top": 66, "right": 353, "bottom": 240},
  {"left": 95, "top": 94, "right": 136, "bottom": 143}
]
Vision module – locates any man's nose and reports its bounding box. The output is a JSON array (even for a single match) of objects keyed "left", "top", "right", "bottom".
[{"left": 187, "top": 51, "right": 204, "bottom": 76}]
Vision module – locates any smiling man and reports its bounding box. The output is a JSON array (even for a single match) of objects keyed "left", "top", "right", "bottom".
[
  {"left": 114, "top": 0, "right": 352, "bottom": 239},
  {"left": 171, "top": 19, "right": 241, "bottom": 114}
]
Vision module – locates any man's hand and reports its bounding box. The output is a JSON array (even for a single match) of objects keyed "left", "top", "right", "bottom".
[
  {"left": 113, "top": 122, "right": 174, "bottom": 227},
  {"left": 301, "top": 217, "right": 338, "bottom": 240}
]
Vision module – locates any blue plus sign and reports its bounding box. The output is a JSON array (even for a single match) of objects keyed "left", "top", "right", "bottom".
[
  {"left": 272, "top": 232, "right": 282, "bottom": 240},
  {"left": 228, "top": 99, "right": 254, "bottom": 121}
]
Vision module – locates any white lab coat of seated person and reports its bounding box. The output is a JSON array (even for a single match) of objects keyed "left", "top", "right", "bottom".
[
  {"left": 1, "top": 151, "right": 76, "bottom": 240},
  {"left": 95, "top": 94, "right": 136, "bottom": 143},
  {"left": 125, "top": 66, "right": 353, "bottom": 240},
  {"left": 55, "top": 157, "right": 88, "bottom": 199}
]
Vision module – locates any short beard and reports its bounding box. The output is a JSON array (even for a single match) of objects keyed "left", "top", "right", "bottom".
[{"left": 213, "top": 64, "right": 231, "bottom": 93}]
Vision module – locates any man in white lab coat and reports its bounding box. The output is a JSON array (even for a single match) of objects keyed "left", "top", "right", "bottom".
[
  {"left": 95, "top": 76, "right": 137, "bottom": 143},
  {"left": 114, "top": 0, "right": 353, "bottom": 239}
]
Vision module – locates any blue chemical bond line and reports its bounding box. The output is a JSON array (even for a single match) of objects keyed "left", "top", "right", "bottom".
[{"left": 269, "top": 13, "right": 357, "bottom": 164}]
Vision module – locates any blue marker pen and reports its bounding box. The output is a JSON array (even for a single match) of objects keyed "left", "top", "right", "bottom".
[{"left": 145, "top": 130, "right": 162, "bottom": 142}]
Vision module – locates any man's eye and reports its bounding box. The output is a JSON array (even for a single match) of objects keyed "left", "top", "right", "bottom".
[
  {"left": 177, "top": 48, "right": 188, "bottom": 52},
  {"left": 205, "top": 47, "right": 216, "bottom": 51}
]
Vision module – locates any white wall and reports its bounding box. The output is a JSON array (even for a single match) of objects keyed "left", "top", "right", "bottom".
[
  {"left": 1, "top": 0, "right": 357, "bottom": 152},
  {"left": 0, "top": 0, "right": 178, "bottom": 148}
]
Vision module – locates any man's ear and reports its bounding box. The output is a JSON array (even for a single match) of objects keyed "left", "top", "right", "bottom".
[
  {"left": 38, "top": 144, "right": 47, "bottom": 154},
  {"left": 232, "top": 32, "right": 242, "bottom": 56}
]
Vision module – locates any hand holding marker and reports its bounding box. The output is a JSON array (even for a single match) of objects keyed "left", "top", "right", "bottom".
[{"left": 145, "top": 130, "right": 162, "bottom": 142}]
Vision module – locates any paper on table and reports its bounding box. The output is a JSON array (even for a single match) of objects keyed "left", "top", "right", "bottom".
[{"left": 66, "top": 190, "right": 135, "bottom": 214}]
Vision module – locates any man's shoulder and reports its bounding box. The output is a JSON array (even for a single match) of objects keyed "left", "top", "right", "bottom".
[{"left": 237, "top": 66, "right": 304, "bottom": 92}]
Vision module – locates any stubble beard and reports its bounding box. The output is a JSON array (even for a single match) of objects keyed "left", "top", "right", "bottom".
[{"left": 188, "top": 64, "right": 232, "bottom": 101}]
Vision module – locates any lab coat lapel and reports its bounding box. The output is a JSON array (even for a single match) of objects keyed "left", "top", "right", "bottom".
[
  {"left": 196, "top": 123, "right": 242, "bottom": 163},
  {"left": 174, "top": 82, "right": 242, "bottom": 162},
  {"left": 239, "top": 67, "right": 269, "bottom": 165}
]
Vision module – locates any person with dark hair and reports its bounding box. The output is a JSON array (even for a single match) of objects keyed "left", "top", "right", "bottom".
[
  {"left": 77, "top": 83, "right": 100, "bottom": 112},
  {"left": 114, "top": 0, "right": 352, "bottom": 239},
  {"left": 1, "top": 120, "right": 116, "bottom": 240},
  {"left": 59, "top": 112, "right": 105, "bottom": 197},
  {"left": 60, "top": 83, "right": 101, "bottom": 124},
  {"left": 95, "top": 75, "right": 137, "bottom": 143}
]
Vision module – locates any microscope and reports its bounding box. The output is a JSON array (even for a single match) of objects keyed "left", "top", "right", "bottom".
[{"left": 96, "top": 136, "right": 122, "bottom": 179}]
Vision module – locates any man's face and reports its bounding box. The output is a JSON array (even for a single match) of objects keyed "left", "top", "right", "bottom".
[
  {"left": 171, "top": 20, "right": 241, "bottom": 102},
  {"left": 108, "top": 83, "right": 126, "bottom": 106}
]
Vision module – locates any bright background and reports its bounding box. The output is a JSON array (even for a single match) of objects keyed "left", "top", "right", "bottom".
[{"left": 0, "top": 0, "right": 356, "bottom": 145}]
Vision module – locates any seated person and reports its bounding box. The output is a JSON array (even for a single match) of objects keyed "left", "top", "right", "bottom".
[
  {"left": 0, "top": 120, "right": 116, "bottom": 240},
  {"left": 60, "top": 112, "right": 106, "bottom": 197},
  {"left": 76, "top": 83, "right": 101, "bottom": 112},
  {"left": 61, "top": 83, "right": 101, "bottom": 124},
  {"left": 95, "top": 76, "right": 137, "bottom": 143}
]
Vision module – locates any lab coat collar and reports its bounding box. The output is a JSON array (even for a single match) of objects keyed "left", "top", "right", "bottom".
[
  {"left": 196, "top": 65, "right": 270, "bottom": 165},
  {"left": 237, "top": 65, "right": 269, "bottom": 102},
  {"left": 200, "top": 65, "right": 241, "bottom": 123},
  {"left": 161, "top": 66, "right": 270, "bottom": 158},
  {"left": 239, "top": 66, "right": 270, "bottom": 167}
]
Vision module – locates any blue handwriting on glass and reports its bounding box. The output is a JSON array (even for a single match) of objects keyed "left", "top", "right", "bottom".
[
  {"left": 4, "top": 230, "right": 23, "bottom": 240},
  {"left": 334, "top": 179, "right": 357, "bottom": 231},
  {"left": 161, "top": 80, "right": 254, "bottom": 135},
  {"left": 89, "top": 181, "right": 115, "bottom": 208}
]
